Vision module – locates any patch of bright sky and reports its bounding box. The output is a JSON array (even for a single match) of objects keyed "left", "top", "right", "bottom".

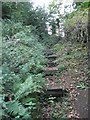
[
  {"left": 30, "top": 0, "right": 74, "bottom": 36},
  {"left": 31, "top": 0, "right": 74, "bottom": 14},
  {"left": 31, "top": 0, "right": 52, "bottom": 9}
]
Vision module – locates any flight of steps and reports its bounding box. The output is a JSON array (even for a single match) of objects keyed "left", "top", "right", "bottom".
[
  {"left": 44, "top": 48, "right": 67, "bottom": 97},
  {"left": 40, "top": 47, "right": 68, "bottom": 119}
]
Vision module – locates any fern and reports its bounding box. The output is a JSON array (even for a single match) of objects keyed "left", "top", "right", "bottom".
[
  {"left": 2, "top": 17, "right": 47, "bottom": 119},
  {"left": 6, "top": 101, "right": 31, "bottom": 118},
  {"left": 15, "top": 76, "right": 34, "bottom": 99}
]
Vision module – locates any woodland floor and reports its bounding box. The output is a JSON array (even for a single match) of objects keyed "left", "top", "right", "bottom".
[{"left": 41, "top": 41, "right": 88, "bottom": 119}]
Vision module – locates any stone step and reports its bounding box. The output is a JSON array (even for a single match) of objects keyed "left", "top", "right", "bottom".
[
  {"left": 44, "top": 52, "right": 54, "bottom": 56},
  {"left": 44, "top": 67, "right": 58, "bottom": 71},
  {"left": 46, "top": 83, "right": 66, "bottom": 90},
  {"left": 45, "top": 75, "right": 58, "bottom": 80},
  {"left": 45, "top": 79, "right": 66, "bottom": 90},
  {"left": 48, "top": 59, "right": 56, "bottom": 63},
  {"left": 44, "top": 49, "right": 54, "bottom": 56},
  {"left": 46, "top": 55, "right": 57, "bottom": 61},
  {"left": 44, "top": 67, "right": 58, "bottom": 75},
  {"left": 46, "top": 62, "right": 57, "bottom": 67},
  {"left": 47, "top": 54, "right": 57, "bottom": 58},
  {"left": 44, "top": 88, "right": 67, "bottom": 97}
]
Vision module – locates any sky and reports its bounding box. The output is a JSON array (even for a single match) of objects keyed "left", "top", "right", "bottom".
[
  {"left": 31, "top": 0, "right": 53, "bottom": 9},
  {"left": 31, "top": 0, "right": 74, "bottom": 13},
  {"left": 31, "top": 0, "right": 74, "bottom": 36}
]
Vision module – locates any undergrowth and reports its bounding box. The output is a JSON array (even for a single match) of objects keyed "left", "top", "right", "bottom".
[
  {"left": 54, "top": 40, "right": 88, "bottom": 88},
  {"left": 2, "top": 20, "right": 47, "bottom": 119}
]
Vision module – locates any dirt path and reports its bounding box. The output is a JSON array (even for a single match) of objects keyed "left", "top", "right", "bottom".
[
  {"left": 43, "top": 47, "right": 88, "bottom": 119},
  {"left": 60, "top": 71, "right": 88, "bottom": 119},
  {"left": 72, "top": 88, "right": 88, "bottom": 118}
]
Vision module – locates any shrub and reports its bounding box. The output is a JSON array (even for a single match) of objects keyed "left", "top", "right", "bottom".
[{"left": 2, "top": 21, "right": 47, "bottom": 119}]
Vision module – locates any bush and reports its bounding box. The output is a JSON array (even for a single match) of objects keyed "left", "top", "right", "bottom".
[{"left": 2, "top": 21, "right": 47, "bottom": 119}]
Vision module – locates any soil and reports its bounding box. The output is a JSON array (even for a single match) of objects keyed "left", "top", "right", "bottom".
[
  {"left": 43, "top": 48, "right": 88, "bottom": 119},
  {"left": 72, "top": 88, "right": 88, "bottom": 118}
]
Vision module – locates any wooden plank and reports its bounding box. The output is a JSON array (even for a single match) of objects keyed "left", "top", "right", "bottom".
[
  {"left": 47, "top": 62, "right": 57, "bottom": 67},
  {"left": 44, "top": 67, "right": 58, "bottom": 71},
  {"left": 47, "top": 54, "right": 57, "bottom": 58},
  {"left": 47, "top": 57, "right": 56, "bottom": 61},
  {"left": 44, "top": 67, "right": 58, "bottom": 75},
  {"left": 44, "top": 88, "right": 67, "bottom": 97},
  {"left": 44, "top": 52, "right": 54, "bottom": 56}
]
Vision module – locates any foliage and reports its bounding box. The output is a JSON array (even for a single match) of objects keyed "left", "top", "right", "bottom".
[
  {"left": 2, "top": 2, "right": 48, "bottom": 39},
  {"left": 63, "top": 2, "right": 88, "bottom": 42},
  {"left": 54, "top": 41, "right": 87, "bottom": 69},
  {"left": 73, "top": 2, "right": 89, "bottom": 9},
  {"left": 2, "top": 2, "right": 49, "bottom": 119},
  {"left": 2, "top": 2, "right": 34, "bottom": 25},
  {"left": 41, "top": 96, "right": 69, "bottom": 119},
  {"left": 76, "top": 82, "right": 88, "bottom": 89},
  {"left": 48, "top": 0, "right": 63, "bottom": 36},
  {"left": 54, "top": 40, "right": 88, "bottom": 91},
  {"left": 2, "top": 1, "right": 89, "bottom": 119},
  {"left": 2, "top": 20, "right": 47, "bottom": 119}
]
